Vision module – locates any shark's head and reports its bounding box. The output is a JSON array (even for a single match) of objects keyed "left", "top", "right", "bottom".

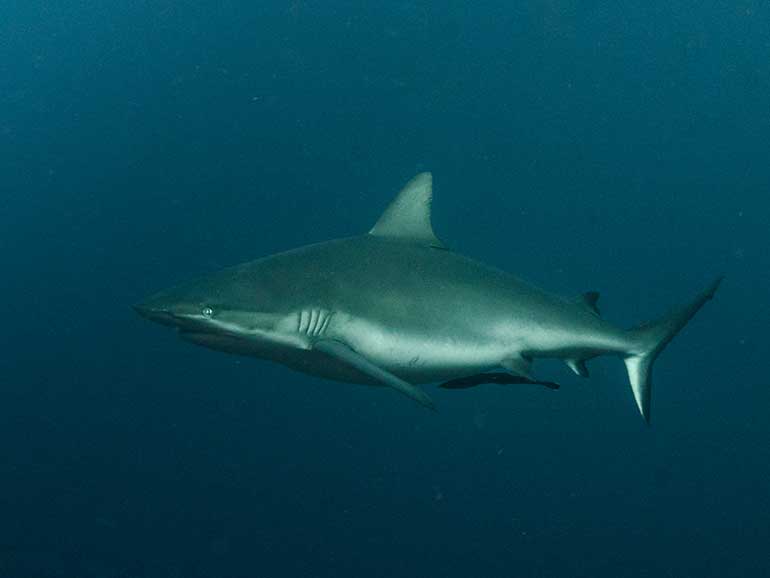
[
  {"left": 133, "top": 281, "right": 221, "bottom": 333},
  {"left": 133, "top": 263, "right": 299, "bottom": 354}
]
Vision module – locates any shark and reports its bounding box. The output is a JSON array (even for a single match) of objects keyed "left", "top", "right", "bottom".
[{"left": 134, "top": 172, "right": 721, "bottom": 421}]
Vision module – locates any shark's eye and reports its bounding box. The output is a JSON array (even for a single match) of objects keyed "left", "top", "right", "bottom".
[{"left": 201, "top": 306, "right": 214, "bottom": 317}]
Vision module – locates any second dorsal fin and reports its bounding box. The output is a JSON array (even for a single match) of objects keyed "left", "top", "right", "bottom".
[
  {"left": 577, "top": 291, "right": 601, "bottom": 316},
  {"left": 369, "top": 172, "right": 446, "bottom": 249}
]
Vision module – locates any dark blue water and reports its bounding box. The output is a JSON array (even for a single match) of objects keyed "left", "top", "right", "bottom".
[{"left": 2, "top": 2, "right": 769, "bottom": 576}]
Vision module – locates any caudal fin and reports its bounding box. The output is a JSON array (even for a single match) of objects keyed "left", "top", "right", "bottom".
[{"left": 623, "top": 277, "right": 723, "bottom": 423}]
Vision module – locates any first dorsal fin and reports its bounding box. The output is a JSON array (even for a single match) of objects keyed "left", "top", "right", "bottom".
[{"left": 369, "top": 172, "right": 446, "bottom": 249}]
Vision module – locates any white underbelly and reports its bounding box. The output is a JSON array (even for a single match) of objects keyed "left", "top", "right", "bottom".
[{"left": 336, "top": 315, "right": 508, "bottom": 382}]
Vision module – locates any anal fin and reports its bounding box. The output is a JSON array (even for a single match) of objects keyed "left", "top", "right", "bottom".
[{"left": 566, "top": 358, "right": 590, "bottom": 378}]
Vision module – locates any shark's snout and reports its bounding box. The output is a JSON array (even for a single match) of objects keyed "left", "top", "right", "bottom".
[{"left": 132, "top": 302, "right": 179, "bottom": 327}]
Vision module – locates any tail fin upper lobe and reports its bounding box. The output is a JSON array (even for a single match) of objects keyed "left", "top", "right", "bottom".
[{"left": 623, "top": 277, "right": 723, "bottom": 423}]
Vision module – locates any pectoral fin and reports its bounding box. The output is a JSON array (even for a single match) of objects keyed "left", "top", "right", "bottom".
[{"left": 314, "top": 340, "right": 436, "bottom": 410}]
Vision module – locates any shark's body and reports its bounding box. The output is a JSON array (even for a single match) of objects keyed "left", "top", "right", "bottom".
[
  {"left": 180, "top": 236, "right": 626, "bottom": 384},
  {"left": 135, "top": 173, "right": 720, "bottom": 421}
]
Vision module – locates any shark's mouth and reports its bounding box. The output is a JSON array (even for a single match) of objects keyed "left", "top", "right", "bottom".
[
  {"left": 179, "top": 329, "right": 240, "bottom": 347},
  {"left": 178, "top": 329, "right": 211, "bottom": 339},
  {"left": 178, "top": 329, "right": 268, "bottom": 357},
  {"left": 178, "top": 329, "right": 241, "bottom": 342}
]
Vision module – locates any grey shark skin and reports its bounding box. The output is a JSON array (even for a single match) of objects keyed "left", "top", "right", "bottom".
[{"left": 135, "top": 173, "right": 721, "bottom": 421}]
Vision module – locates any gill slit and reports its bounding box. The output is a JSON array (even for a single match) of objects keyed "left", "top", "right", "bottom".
[{"left": 319, "top": 311, "right": 332, "bottom": 336}]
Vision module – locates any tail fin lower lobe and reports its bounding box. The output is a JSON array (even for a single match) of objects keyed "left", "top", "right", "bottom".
[{"left": 623, "top": 277, "right": 722, "bottom": 423}]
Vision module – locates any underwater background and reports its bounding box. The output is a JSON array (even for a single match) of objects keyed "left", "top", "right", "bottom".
[{"left": 2, "top": 1, "right": 769, "bottom": 576}]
